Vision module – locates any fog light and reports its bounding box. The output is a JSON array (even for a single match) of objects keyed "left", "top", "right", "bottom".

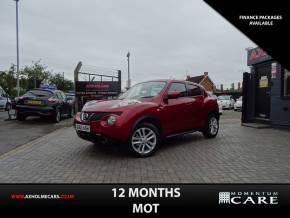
[{"left": 107, "top": 115, "right": 116, "bottom": 126}]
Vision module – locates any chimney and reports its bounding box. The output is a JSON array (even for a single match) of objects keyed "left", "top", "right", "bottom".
[
  {"left": 204, "top": 72, "right": 208, "bottom": 76},
  {"left": 186, "top": 75, "right": 191, "bottom": 81},
  {"left": 221, "top": 84, "right": 223, "bottom": 92},
  {"left": 238, "top": 82, "right": 241, "bottom": 90}
]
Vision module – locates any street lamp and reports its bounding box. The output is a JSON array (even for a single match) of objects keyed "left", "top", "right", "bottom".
[
  {"left": 126, "top": 51, "right": 131, "bottom": 89},
  {"left": 14, "top": 0, "right": 20, "bottom": 96}
]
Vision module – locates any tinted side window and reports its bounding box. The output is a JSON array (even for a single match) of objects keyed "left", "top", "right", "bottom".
[
  {"left": 168, "top": 83, "right": 187, "bottom": 97},
  {"left": 55, "top": 92, "right": 63, "bottom": 100},
  {"left": 187, "top": 84, "right": 202, "bottom": 96}
]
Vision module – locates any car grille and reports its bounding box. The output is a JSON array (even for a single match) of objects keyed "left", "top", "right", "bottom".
[
  {"left": 80, "top": 112, "right": 108, "bottom": 121},
  {"left": 80, "top": 112, "right": 122, "bottom": 121}
]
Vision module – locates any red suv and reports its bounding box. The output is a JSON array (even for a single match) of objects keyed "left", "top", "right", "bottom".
[{"left": 74, "top": 80, "right": 219, "bottom": 157}]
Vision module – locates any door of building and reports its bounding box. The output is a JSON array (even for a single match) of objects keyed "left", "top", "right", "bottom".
[{"left": 254, "top": 62, "right": 271, "bottom": 119}]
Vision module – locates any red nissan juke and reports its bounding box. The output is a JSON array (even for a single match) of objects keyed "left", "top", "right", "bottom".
[{"left": 74, "top": 80, "right": 219, "bottom": 157}]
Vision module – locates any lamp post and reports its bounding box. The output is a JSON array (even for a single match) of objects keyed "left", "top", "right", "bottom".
[
  {"left": 14, "top": 0, "right": 20, "bottom": 96},
  {"left": 126, "top": 51, "right": 131, "bottom": 89}
]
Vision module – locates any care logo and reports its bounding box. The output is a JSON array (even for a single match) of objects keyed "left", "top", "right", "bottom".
[
  {"left": 218, "top": 191, "right": 279, "bottom": 205},
  {"left": 219, "top": 192, "right": 231, "bottom": 204}
]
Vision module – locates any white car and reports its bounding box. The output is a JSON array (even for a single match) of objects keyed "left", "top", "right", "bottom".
[
  {"left": 234, "top": 96, "right": 243, "bottom": 111},
  {"left": 217, "top": 95, "right": 235, "bottom": 110},
  {"left": 0, "top": 86, "right": 12, "bottom": 111}
]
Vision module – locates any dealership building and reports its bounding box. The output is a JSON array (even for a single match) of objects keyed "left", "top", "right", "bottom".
[{"left": 242, "top": 47, "right": 290, "bottom": 129}]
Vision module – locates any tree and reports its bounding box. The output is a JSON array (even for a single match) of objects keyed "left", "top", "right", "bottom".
[
  {"left": 1, "top": 60, "right": 74, "bottom": 97},
  {"left": 50, "top": 73, "right": 74, "bottom": 92},
  {"left": 0, "top": 64, "right": 16, "bottom": 95},
  {"left": 21, "top": 60, "right": 52, "bottom": 90}
]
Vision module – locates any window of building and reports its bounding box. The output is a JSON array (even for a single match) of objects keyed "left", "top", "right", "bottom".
[{"left": 284, "top": 69, "right": 290, "bottom": 97}]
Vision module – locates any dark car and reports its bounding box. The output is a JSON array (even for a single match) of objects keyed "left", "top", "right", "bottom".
[
  {"left": 15, "top": 88, "right": 74, "bottom": 122},
  {"left": 74, "top": 80, "right": 219, "bottom": 157}
]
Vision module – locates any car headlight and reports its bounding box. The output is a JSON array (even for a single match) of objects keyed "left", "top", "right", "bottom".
[{"left": 107, "top": 115, "right": 117, "bottom": 126}]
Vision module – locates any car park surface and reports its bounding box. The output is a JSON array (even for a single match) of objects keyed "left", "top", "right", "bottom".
[
  {"left": 0, "top": 110, "right": 72, "bottom": 155},
  {"left": 1, "top": 110, "right": 290, "bottom": 183}
]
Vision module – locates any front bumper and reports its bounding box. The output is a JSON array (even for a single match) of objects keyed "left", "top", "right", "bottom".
[
  {"left": 234, "top": 105, "right": 242, "bottom": 110},
  {"left": 16, "top": 105, "right": 55, "bottom": 116},
  {"left": 74, "top": 113, "right": 129, "bottom": 143},
  {"left": 76, "top": 130, "right": 117, "bottom": 145}
]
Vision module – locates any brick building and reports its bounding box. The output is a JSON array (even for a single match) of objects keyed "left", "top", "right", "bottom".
[{"left": 186, "top": 72, "right": 214, "bottom": 92}]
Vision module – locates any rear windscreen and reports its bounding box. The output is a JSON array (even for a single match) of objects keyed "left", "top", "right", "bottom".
[{"left": 25, "top": 90, "right": 53, "bottom": 97}]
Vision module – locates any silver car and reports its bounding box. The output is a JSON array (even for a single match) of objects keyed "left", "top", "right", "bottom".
[
  {"left": 0, "top": 86, "right": 11, "bottom": 111},
  {"left": 217, "top": 95, "right": 235, "bottom": 110},
  {"left": 234, "top": 96, "right": 243, "bottom": 111}
]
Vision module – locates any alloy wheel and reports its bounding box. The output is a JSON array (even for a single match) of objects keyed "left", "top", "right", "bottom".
[
  {"left": 131, "top": 127, "right": 157, "bottom": 155},
  {"left": 209, "top": 117, "right": 218, "bottom": 135}
]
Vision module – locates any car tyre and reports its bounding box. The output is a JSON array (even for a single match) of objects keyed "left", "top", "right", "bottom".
[
  {"left": 129, "top": 122, "right": 160, "bottom": 158},
  {"left": 202, "top": 113, "right": 219, "bottom": 139},
  {"left": 16, "top": 113, "right": 26, "bottom": 121},
  {"left": 53, "top": 108, "right": 61, "bottom": 123},
  {"left": 68, "top": 108, "right": 74, "bottom": 118}
]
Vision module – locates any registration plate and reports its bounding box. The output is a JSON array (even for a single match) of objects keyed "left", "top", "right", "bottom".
[
  {"left": 75, "top": 124, "right": 90, "bottom": 133},
  {"left": 25, "top": 100, "right": 42, "bottom": 105}
]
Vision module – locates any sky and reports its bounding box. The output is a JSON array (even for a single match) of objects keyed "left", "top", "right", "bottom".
[{"left": 0, "top": 0, "right": 255, "bottom": 89}]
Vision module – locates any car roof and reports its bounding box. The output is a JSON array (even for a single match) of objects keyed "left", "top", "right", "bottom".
[{"left": 136, "top": 79, "right": 200, "bottom": 86}]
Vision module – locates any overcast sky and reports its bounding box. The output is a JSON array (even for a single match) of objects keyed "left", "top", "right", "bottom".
[{"left": 0, "top": 0, "right": 255, "bottom": 88}]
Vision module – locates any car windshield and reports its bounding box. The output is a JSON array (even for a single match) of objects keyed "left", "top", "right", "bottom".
[
  {"left": 238, "top": 96, "right": 243, "bottom": 101},
  {"left": 66, "top": 95, "right": 75, "bottom": 100},
  {"left": 218, "top": 95, "right": 230, "bottom": 100},
  {"left": 24, "top": 89, "right": 53, "bottom": 97},
  {"left": 119, "top": 81, "right": 166, "bottom": 100}
]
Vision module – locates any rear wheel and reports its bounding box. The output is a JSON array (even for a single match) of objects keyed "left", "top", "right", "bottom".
[
  {"left": 67, "top": 108, "right": 74, "bottom": 118},
  {"left": 129, "top": 122, "right": 160, "bottom": 157},
  {"left": 16, "top": 113, "right": 26, "bottom": 121},
  {"left": 53, "top": 108, "right": 61, "bottom": 123},
  {"left": 202, "top": 113, "right": 219, "bottom": 138}
]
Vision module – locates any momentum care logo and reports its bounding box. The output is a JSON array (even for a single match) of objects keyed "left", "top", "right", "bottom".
[{"left": 218, "top": 191, "right": 278, "bottom": 205}]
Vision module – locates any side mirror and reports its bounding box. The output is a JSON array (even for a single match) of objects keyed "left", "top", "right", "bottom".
[{"left": 167, "top": 91, "right": 181, "bottom": 99}]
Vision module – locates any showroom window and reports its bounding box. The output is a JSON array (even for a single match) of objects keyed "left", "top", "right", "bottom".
[{"left": 284, "top": 69, "right": 290, "bottom": 97}]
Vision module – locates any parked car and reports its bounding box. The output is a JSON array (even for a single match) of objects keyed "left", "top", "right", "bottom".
[
  {"left": 0, "top": 86, "right": 12, "bottom": 111},
  {"left": 15, "top": 88, "right": 74, "bottom": 122},
  {"left": 234, "top": 96, "right": 243, "bottom": 111},
  {"left": 74, "top": 80, "right": 220, "bottom": 157},
  {"left": 217, "top": 95, "right": 235, "bottom": 110},
  {"left": 208, "top": 93, "right": 223, "bottom": 115}
]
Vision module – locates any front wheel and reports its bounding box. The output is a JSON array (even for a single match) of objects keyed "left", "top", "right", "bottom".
[
  {"left": 202, "top": 113, "right": 219, "bottom": 138},
  {"left": 129, "top": 123, "right": 160, "bottom": 157}
]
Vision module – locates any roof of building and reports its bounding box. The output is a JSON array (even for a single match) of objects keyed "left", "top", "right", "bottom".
[{"left": 186, "top": 75, "right": 205, "bottom": 84}]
